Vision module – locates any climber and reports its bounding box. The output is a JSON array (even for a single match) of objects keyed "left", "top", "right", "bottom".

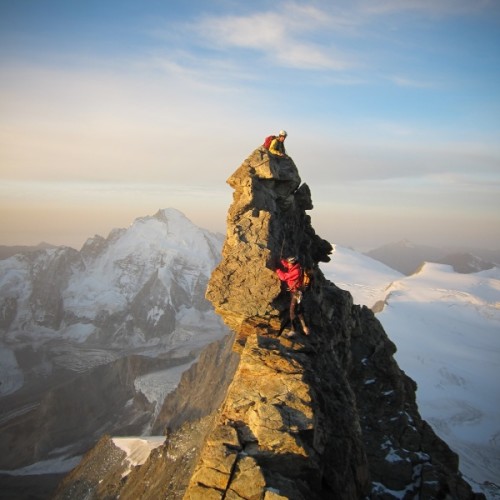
[
  {"left": 269, "top": 130, "right": 288, "bottom": 158},
  {"left": 275, "top": 255, "right": 310, "bottom": 338}
]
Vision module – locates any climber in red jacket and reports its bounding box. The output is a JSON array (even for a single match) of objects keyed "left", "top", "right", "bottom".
[{"left": 276, "top": 256, "right": 310, "bottom": 338}]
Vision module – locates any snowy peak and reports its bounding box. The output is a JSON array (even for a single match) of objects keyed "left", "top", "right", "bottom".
[
  {"left": 323, "top": 245, "right": 402, "bottom": 309},
  {"left": 82, "top": 207, "right": 220, "bottom": 276},
  {"left": 0, "top": 208, "right": 224, "bottom": 350},
  {"left": 394, "top": 261, "right": 500, "bottom": 308},
  {"left": 0, "top": 208, "right": 229, "bottom": 492}
]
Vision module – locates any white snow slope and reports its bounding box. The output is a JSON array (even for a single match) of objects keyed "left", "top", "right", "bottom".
[{"left": 322, "top": 245, "right": 500, "bottom": 497}]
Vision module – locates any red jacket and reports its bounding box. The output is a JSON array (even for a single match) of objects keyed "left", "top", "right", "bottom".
[{"left": 276, "top": 259, "right": 302, "bottom": 291}]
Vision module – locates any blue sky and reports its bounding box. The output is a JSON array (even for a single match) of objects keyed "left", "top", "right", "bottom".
[{"left": 1, "top": 0, "right": 499, "bottom": 250}]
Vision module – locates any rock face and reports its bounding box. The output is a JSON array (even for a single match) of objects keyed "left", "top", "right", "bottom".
[
  {"left": 185, "top": 149, "right": 482, "bottom": 499},
  {"left": 53, "top": 336, "right": 239, "bottom": 500},
  {"left": 54, "top": 148, "right": 482, "bottom": 499}
]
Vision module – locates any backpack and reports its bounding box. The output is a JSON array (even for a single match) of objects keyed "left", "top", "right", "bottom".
[
  {"left": 263, "top": 135, "right": 276, "bottom": 149},
  {"left": 301, "top": 268, "right": 312, "bottom": 290},
  {"left": 290, "top": 267, "right": 312, "bottom": 292}
]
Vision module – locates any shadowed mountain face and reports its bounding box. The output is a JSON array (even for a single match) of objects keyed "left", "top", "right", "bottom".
[{"left": 55, "top": 149, "right": 483, "bottom": 499}]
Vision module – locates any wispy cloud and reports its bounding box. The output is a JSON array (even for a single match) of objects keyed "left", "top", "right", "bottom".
[
  {"left": 188, "top": 4, "right": 355, "bottom": 71},
  {"left": 146, "top": 0, "right": 496, "bottom": 87}
]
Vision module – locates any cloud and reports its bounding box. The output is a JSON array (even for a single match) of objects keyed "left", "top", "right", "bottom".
[
  {"left": 145, "top": 0, "right": 497, "bottom": 90},
  {"left": 127, "top": 0, "right": 500, "bottom": 105},
  {"left": 188, "top": 4, "right": 354, "bottom": 71}
]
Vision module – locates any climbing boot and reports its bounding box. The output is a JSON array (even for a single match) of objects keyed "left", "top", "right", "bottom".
[{"left": 300, "top": 318, "right": 310, "bottom": 335}]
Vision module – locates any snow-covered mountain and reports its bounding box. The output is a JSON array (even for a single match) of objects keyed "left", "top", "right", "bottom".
[
  {"left": 1, "top": 208, "right": 223, "bottom": 353},
  {"left": 322, "top": 246, "right": 500, "bottom": 498},
  {"left": 1, "top": 208, "right": 224, "bottom": 361},
  {"left": 0, "top": 208, "right": 229, "bottom": 478}
]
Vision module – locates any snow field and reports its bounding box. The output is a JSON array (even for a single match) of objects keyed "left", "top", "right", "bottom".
[
  {"left": 321, "top": 247, "right": 500, "bottom": 494},
  {"left": 112, "top": 436, "right": 166, "bottom": 476}
]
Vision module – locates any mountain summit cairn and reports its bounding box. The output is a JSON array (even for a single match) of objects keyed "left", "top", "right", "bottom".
[{"left": 54, "top": 147, "right": 483, "bottom": 499}]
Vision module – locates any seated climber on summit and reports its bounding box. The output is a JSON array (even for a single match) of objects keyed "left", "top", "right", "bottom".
[
  {"left": 275, "top": 256, "right": 310, "bottom": 338},
  {"left": 268, "top": 130, "right": 288, "bottom": 157}
]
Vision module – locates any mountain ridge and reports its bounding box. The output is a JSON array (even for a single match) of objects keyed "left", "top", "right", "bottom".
[
  {"left": 56, "top": 148, "right": 484, "bottom": 499},
  {"left": 187, "top": 148, "right": 482, "bottom": 498},
  {"left": 322, "top": 246, "right": 500, "bottom": 497}
]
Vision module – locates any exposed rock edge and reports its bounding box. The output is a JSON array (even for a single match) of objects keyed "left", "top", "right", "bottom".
[{"left": 184, "top": 148, "right": 482, "bottom": 499}]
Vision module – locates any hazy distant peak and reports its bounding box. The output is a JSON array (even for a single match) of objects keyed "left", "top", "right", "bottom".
[
  {"left": 153, "top": 207, "right": 189, "bottom": 221},
  {"left": 365, "top": 240, "right": 446, "bottom": 275},
  {"left": 36, "top": 241, "right": 58, "bottom": 249},
  {"left": 397, "top": 238, "right": 415, "bottom": 248},
  {"left": 437, "top": 252, "right": 495, "bottom": 274},
  {"left": 0, "top": 242, "right": 61, "bottom": 260}
]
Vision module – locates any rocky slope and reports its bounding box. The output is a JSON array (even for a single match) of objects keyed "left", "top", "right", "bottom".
[{"left": 55, "top": 148, "right": 482, "bottom": 499}]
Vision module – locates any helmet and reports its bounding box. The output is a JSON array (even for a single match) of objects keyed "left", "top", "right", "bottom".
[
  {"left": 279, "top": 130, "right": 287, "bottom": 137},
  {"left": 286, "top": 256, "right": 297, "bottom": 263}
]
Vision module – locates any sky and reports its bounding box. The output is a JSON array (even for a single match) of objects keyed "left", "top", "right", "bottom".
[{"left": 1, "top": 0, "right": 499, "bottom": 252}]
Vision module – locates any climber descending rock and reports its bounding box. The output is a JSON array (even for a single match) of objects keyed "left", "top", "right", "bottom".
[{"left": 275, "top": 255, "right": 310, "bottom": 338}]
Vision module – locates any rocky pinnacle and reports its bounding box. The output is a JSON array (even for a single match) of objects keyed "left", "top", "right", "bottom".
[{"left": 183, "top": 148, "right": 482, "bottom": 499}]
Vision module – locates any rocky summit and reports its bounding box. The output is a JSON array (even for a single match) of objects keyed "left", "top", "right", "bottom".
[{"left": 55, "top": 148, "right": 483, "bottom": 499}]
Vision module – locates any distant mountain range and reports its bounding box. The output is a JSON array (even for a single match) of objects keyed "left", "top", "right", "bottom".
[
  {"left": 6, "top": 238, "right": 497, "bottom": 277},
  {"left": 1, "top": 214, "right": 499, "bottom": 498},
  {"left": 0, "top": 242, "right": 58, "bottom": 260},
  {"left": 364, "top": 238, "right": 499, "bottom": 275},
  {"left": 0, "top": 208, "right": 228, "bottom": 493}
]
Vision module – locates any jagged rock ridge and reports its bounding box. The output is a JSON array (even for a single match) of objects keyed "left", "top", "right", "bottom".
[
  {"left": 54, "top": 148, "right": 483, "bottom": 499},
  {"left": 185, "top": 149, "right": 482, "bottom": 499}
]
